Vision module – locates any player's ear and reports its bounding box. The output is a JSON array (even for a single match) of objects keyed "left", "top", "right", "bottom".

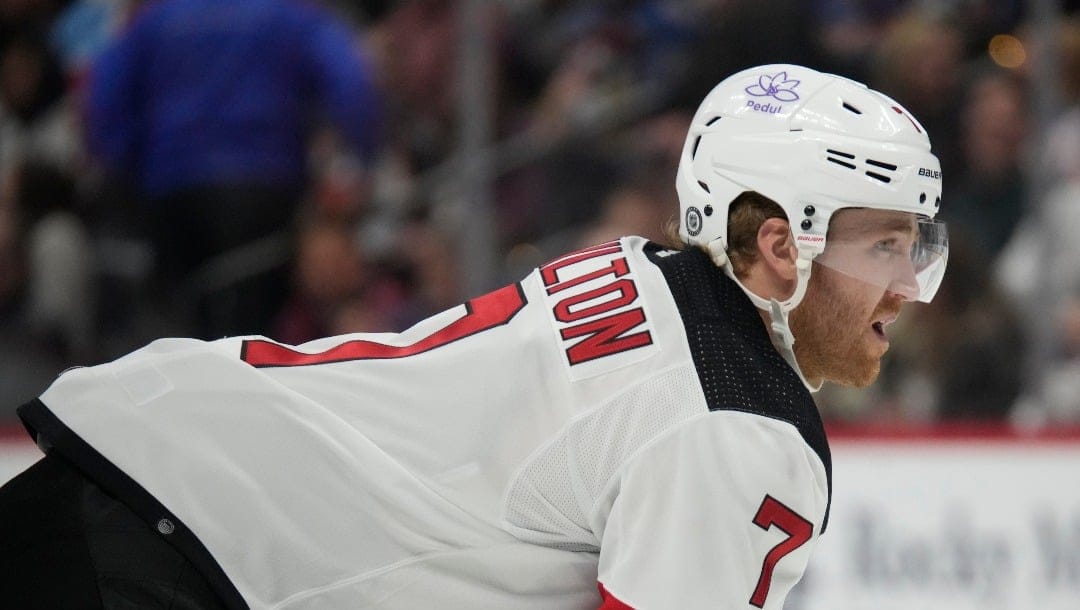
[{"left": 756, "top": 217, "right": 798, "bottom": 282}]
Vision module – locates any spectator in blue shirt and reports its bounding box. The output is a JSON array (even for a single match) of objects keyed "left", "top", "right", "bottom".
[{"left": 86, "top": 0, "right": 382, "bottom": 339}]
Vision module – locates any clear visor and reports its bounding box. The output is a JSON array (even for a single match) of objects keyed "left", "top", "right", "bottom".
[{"left": 813, "top": 215, "right": 948, "bottom": 303}]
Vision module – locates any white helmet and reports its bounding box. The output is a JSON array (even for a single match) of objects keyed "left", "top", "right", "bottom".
[
  {"left": 676, "top": 64, "right": 949, "bottom": 385},
  {"left": 677, "top": 64, "right": 947, "bottom": 303}
]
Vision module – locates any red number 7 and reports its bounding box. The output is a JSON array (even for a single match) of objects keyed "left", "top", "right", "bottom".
[
  {"left": 240, "top": 283, "right": 526, "bottom": 367},
  {"left": 749, "top": 495, "right": 813, "bottom": 608}
]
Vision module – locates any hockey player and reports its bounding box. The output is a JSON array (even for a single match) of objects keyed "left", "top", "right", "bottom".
[{"left": 0, "top": 64, "right": 947, "bottom": 609}]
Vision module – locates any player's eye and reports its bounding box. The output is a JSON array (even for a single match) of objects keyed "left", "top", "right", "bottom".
[{"left": 873, "top": 239, "right": 901, "bottom": 257}]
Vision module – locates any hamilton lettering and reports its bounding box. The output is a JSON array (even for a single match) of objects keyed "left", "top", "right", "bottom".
[
  {"left": 540, "top": 241, "right": 654, "bottom": 366},
  {"left": 561, "top": 308, "right": 651, "bottom": 365},
  {"left": 546, "top": 257, "right": 630, "bottom": 296},
  {"left": 541, "top": 241, "right": 622, "bottom": 288},
  {"left": 554, "top": 279, "right": 639, "bottom": 323}
]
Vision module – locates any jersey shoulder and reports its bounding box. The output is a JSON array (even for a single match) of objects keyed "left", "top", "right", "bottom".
[{"left": 643, "top": 244, "right": 833, "bottom": 530}]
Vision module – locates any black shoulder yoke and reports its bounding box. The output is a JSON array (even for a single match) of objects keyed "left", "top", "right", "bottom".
[{"left": 646, "top": 244, "right": 832, "bottom": 532}]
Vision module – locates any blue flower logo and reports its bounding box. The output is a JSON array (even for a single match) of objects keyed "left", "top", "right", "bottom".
[{"left": 745, "top": 72, "right": 801, "bottom": 102}]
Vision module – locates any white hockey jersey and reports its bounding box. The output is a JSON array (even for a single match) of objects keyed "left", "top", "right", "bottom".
[{"left": 19, "top": 236, "right": 832, "bottom": 609}]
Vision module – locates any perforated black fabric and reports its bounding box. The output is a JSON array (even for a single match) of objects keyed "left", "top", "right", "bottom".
[{"left": 646, "top": 244, "right": 832, "bottom": 532}]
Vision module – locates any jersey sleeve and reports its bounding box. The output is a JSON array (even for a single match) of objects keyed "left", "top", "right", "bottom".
[{"left": 594, "top": 410, "right": 829, "bottom": 610}]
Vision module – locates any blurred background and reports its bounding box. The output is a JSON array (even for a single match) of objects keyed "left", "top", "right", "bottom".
[
  {"left": 2, "top": 0, "right": 1079, "bottom": 427},
  {"left": 1, "top": 1, "right": 1079, "bottom": 607}
]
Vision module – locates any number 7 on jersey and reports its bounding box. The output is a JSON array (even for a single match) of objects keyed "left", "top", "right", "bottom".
[{"left": 749, "top": 494, "right": 813, "bottom": 608}]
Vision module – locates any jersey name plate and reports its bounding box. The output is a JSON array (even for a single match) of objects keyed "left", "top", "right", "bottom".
[{"left": 538, "top": 240, "right": 659, "bottom": 380}]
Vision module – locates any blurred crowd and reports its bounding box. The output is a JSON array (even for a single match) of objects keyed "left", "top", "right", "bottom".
[{"left": 1, "top": 0, "right": 1078, "bottom": 425}]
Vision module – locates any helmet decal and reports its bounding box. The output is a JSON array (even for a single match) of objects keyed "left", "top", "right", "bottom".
[
  {"left": 685, "top": 207, "right": 703, "bottom": 237},
  {"left": 745, "top": 71, "right": 802, "bottom": 102}
]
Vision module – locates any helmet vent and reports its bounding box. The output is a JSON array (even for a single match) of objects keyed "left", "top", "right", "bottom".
[
  {"left": 866, "top": 159, "right": 898, "bottom": 171},
  {"left": 697, "top": 181, "right": 711, "bottom": 193},
  {"left": 705, "top": 116, "right": 722, "bottom": 126},
  {"left": 826, "top": 149, "right": 857, "bottom": 170},
  {"left": 692, "top": 136, "right": 702, "bottom": 159},
  {"left": 842, "top": 101, "right": 863, "bottom": 115},
  {"left": 865, "top": 159, "right": 897, "bottom": 183}
]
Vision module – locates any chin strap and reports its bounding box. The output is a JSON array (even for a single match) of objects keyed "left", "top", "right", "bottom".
[{"left": 705, "top": 239, "right": 822, "bottom": 393}]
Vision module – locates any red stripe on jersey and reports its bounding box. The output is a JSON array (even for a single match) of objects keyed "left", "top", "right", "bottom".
[
  {"left": 241, "top": 283, "right": 526, "bottom": 367},
  {"left": 597, "top": 582, "right": 635, "bottom": 609}
]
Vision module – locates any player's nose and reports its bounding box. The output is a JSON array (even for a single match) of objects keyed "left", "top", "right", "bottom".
[{"left": 885, "top": 258, "right": 920, "bottom": 302}]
